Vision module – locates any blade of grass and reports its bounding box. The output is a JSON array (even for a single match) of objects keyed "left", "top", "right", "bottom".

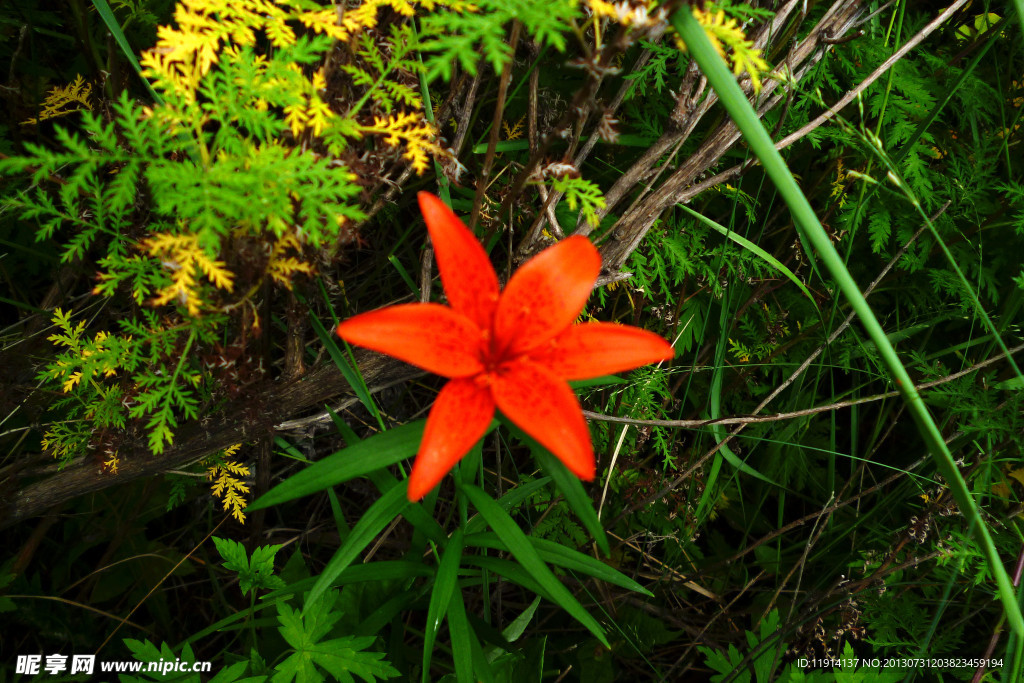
[
  {"left": 669, "top": 7, "right": 1023, "bottom": 637},
  {"left": 1011, "top": 0, "right": 1024, "bottom": 46},
  {"left": 309, "top": 312, "right": 385, "bottom": 429},
  {"left": 460, "top": 483, "right": 610, "bottom": 647},
  {"left": 389, "top": 253, "right": 421, "bottom": 299},
  {"left": 89, "top": 0, "right": 162, "bottom": 103},
  {"left": 305, "top": 481, "right": 410, "bottom": 611},
  {"left": 679, "top": 204, "right": 819, "bottom": 312},
  {"left": 532, "top": 449, "right": 610, "bottom": 557},
  {"left": 708, "top": 298, "right": 783, "bottom": 491},
  {"left": 262, "top": 562, "right": 434, "bottom": 602},
  {"left": 505, "top": 421, "right": 610, "bottom": 556},
  {"left": 273, "top": 436, "right": 309, "bottom": 463},
  {"left": 359, "top": 587, "right": 427, "bottom": 637},
  {"left": 464, "top": 476, "right": 553, "bottom": 535},
  {"left": 423, "top": 530, "right": 465, "bottom": 683},
  {"left": 326, "top": 407, "right": 449, "bottom": 545},
  {"left": 465, "top": 556, "right": 553, "bottom": 602},
  {"left": 470, "top": 134, "right": 656, "bottom": 154},
  {"left": 446, "top": 585, "right": 478, "bottom": 683},
  {"left": 465, "top": 532, "right": 652, "bottom": 596},
  {"left": 500, "top": 595, "right": 542, "bottom": 645},
  {"left": 249, "top": 422, "right": 424, "bottom": 510}
]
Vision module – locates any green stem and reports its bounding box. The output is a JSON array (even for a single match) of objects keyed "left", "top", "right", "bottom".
[
  {"left": 169, "top": 331, "right": 196, "bottom": 389},
  {"left": 669, "top": 8, "right": 1023, "bottom": 637},
  {"left": 1014, "top": 0, "right": 1024, "bottom": 43}
]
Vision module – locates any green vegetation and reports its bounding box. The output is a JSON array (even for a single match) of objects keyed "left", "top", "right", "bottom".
[{"left": 1, "top": 0, "right": 1022, "bottom": 680}]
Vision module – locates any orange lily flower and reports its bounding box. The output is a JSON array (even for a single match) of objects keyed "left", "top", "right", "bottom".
[{"left": 337, "top": 192, "right": 675, "bottom": 501}]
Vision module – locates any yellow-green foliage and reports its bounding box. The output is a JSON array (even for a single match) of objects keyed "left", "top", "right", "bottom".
[
  {"left": 142, "top": 233, "right": 235, "bottom": 316},
  {"left": 679, "top": 4, "right": 770, "bottom": 93},
  {"left": 1, "top": 0, "right": 638, "bottom": 478},
  {"left": 140, "top": 0, "right": 446, "bottom": 164},
  {"left": 22, "top": 74, "right": 93, "bottom": 125},
  {"left": 5, "top": 0, "right": 459, "bottom": 463},
  {"left": 206, "top": 445, "right": 251, "bottom": 524}
]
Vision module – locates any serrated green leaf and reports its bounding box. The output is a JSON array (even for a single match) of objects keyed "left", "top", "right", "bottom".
[{"left": 274, "top": 592, "right": 399, "bottom": 683}]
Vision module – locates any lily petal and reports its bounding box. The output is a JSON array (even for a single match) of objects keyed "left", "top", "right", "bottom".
[
  {"left": 494, "top": 236, "right": 601, "bottom": 356},
  {"left": 490, "top": 359, "right": 595, "bottom": 481},
  {"left": 337, "top": 303, "right": 484, "bottom": 378},
  {"left": 408, "top": 378, "right": 495, "bottom": 500},
  {"left": 418, "top": 192, "right": 500, "bottom": 330},
  {"left": 527, "top": 322, "right": 675, "bottom": 380}
]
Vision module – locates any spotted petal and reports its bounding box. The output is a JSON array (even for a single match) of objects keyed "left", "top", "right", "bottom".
[
  {"left": 337, "top": 303, "right": 484, "bottom": 378},
  {"left": 490, "top": 359, "right": 595, "bottom": 481},
  {"left": 494, "top": 236, "right": 601, "bottom": 357},
  {"left": 527, "top": 322, "right": 675, "bottom": 380},
  {"left": 408, "top": 378, "right": 496, "bottom": 501},
  {"left": 419, "top": 192, "right": 500, "bottom": 331}
]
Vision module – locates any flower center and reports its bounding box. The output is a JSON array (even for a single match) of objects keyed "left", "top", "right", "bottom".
[{"left": 480, "top": 326, "right": 507, "bottom": 374}]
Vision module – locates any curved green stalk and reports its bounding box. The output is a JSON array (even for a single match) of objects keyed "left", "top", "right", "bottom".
[
  {"left": 669, "top": 8, "right": 1023, "bottom": 637},
  {"left": 89, "top": 0, "right": 162, "bottom": 104}
]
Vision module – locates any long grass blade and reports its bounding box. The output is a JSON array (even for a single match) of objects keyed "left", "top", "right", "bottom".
[
  {"left": 249, "top": 422, "right": 424, "bottom": 510},
  {"left": 423, "top": 530, "right": 464, "bottom": 683},
  {"left": 460, "top": 483, "right": 610, "bottom": 647},
  {"left": 465, "top": 532, "right": 652, "bottom": 596},
  {"left": 668, "top": 7, "right": 1023, "bottom": 637},
  {"left": 506, "top": 422, "right": 610, "bottom": 555},
  {"left": 88, "top": 0, "right": 162, "bottom": 103},
  {"left": 305, "top": 482, "right": 410, "bottom": 610}
]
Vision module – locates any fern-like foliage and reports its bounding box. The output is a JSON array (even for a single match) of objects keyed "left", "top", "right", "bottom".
[
  {"left": 551, "top": 175, "right": 607, "bottom": 227},
  {"left": 419, "top": 0, "right": 580, "bottom": 80},
  {"left": 342, "top": 25, "right": 423, "bottom": 115},
  {"left": 206, "top": 445, "right": 251, "bottom": 523},
  {"left": 21, "top": 74, "right": 93, "bottom": 125},
  {"left": 676, "top": 4, "right": 771, "bottom": 93},
  {"left": 625, "top": 38, "right": 688, "bottom": 101},
  {"left": 0, "top": 0, "right": 460, "bottom": 461}
]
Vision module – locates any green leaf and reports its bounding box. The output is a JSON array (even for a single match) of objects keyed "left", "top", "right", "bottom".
[
  {"left": 459, "top": 483, "right": 609, "bottom": 648},
  {"left": 506, "top": 422, "right": 609, "bottom": 556},
  {"left": 369, "top": 469, "right": 448, "bottom": 546},
  {"left": 501, "top": 596, "right": 541, "bottom": 644},
  {"left": 213, "top": 537, "right": 286, "bottom": 596},
  {"left": 423, "top": 530, "right": 465, "bottom": 683},
  {"left": 263, "top": 561, "right": 434, "bottom": 602},
  {"left": 309, "top": 313, "right": 382, "bottom": 425},
  {"left": 464, "top": 477, "right": 552, "bottom": 535},
  {"left": 249, "top": 422, "right": 425, "bottom": 510},
  {"left": 463, "top": 556, "right": 553, "bottom": 603},
  {"left": 359, "top": 587, "right": 428, "bottom": 637},
  {"left": 305, "top": 483, "right": 410, "bottom": 609},
  {"left": 679, "top": 204, "right": 819, "bottom": 313},
  {"left": 995, "top": 377, "right": 1024, "bottom": 390},
  {"left": 445, "top": 586, "right": 477, "bottom": 683},
  {"left": 120, "top": 640, "right": 245, "bottom": 683},
  {"left": 568, "top": 375, "right": 626, "bottom": 389},
  {"left": 322, "top": 410, "right": 448, "bottom": 546},
  {"left": 699, "top": 642, "right": 746, "bottom": 683},
  {"left": 88, "top": 0, "right": 162, "bottom": 103},
  {"left": 465, "top": 532, "right": 651, "bottom": 596},
  {"left": 274, "top": 592, "right": 399, "bottom": 683}
]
